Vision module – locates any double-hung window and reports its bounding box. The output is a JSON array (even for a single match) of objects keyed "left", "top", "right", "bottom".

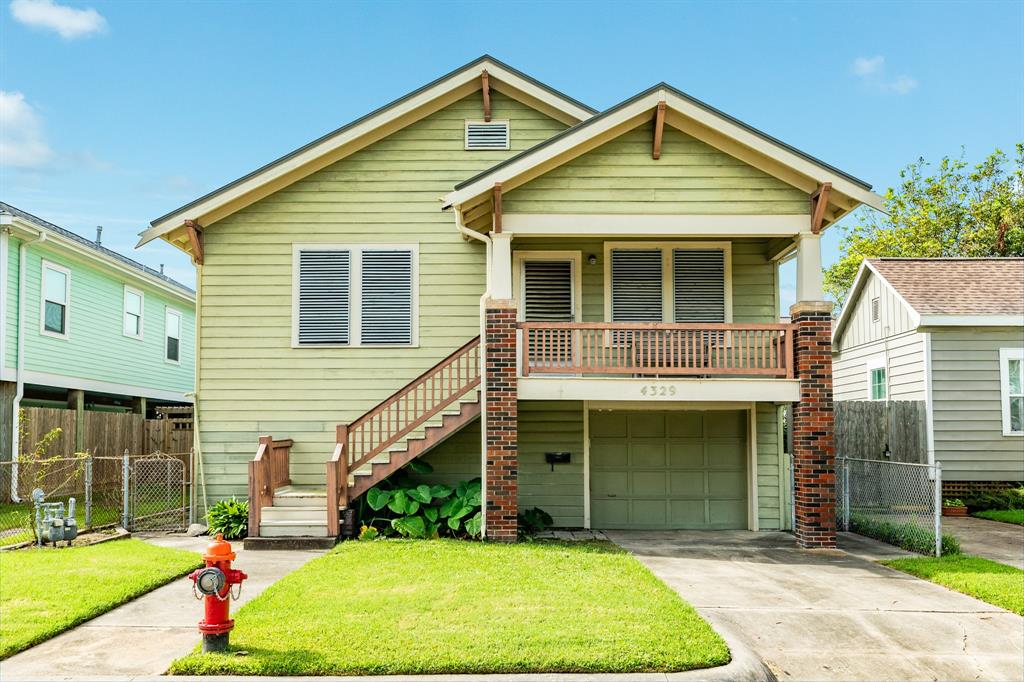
[
  {"left": 165, "top": 308, "right": 181, "bottom": 363},
  {"left": 124, "top": 286, "right": 144, "bottom": 339},
  {"left": 293, "top": 244, "right": 417, "bottom": 347},
  {"left": 999, "top": 348, "right": 1024, "bottom": 436},
  {"left": 41, "top": 261, "right": 70, "bottom": 338}
]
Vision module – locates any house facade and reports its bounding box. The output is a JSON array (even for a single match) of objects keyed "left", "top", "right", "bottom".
[
  {"left": 138, "top": 56, "right": 883, "bottom": 545},
  {"left": 833, "top": 258, "right": 1024, "bottom": 485},
  {"left": 1, "top": 203, "right": 195, "bottom": 459}
]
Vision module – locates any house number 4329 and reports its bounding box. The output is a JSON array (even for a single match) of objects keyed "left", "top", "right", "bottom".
[{"left": 640, "top": 385, "right": 677, "bottom": 397}]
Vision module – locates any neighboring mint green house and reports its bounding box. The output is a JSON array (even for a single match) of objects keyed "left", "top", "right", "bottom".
[
  {"left": 1, "top": 202, "right": 195, "bottom": 459},
  {"left": 833, "top": 258, "right": 1024, "bottom": 486},
  {"left": 138, "top": 56, "right": 884, "bottom": 544}
]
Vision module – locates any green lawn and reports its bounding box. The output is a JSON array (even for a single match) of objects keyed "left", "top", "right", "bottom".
[
  {"left": 0, "top": 498, "right": 123, "bottom": 546},
  {"left": 973, "top": 509, "right": 1024, "bottom": 526},
  {"left": 0, "top": 538, "right": 201, "bottom": 658},
  {"left": 170, "top": 539, "right": 730, "bottom": 676},
  {"left": 882, "top": 555, "right": 1024, "bottom": 615}
]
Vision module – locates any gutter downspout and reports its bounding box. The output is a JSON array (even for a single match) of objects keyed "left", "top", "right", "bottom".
[
  {"left": 11, "top": 227, "right": 46, "bottom": 501},
  {"left": 454, "top": 207, "right": 492, "bottom": 539}
]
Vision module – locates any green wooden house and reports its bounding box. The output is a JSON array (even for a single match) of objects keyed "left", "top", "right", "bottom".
[
  {"left": 138, "top": 56, "right": 883, "bottom": 546},
  {"left": 1, "top": 203, "right": 195, "bottom": 458}
]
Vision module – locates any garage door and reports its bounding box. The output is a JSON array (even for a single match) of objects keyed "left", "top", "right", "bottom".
[{"left": 590, "top": 410, "right": 748, "bottom": 529}]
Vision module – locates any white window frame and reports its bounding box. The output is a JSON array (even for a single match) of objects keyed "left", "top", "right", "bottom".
[
  {"left": 123, "top": 285, "right": 145, "bottom": 340},
  {"left": 164, "top": 307, "right": 182, "bottom": 364},
  {"left": 602, "top": 241, "right": 733, "bottom": 323},
  {"left": 998, "top": 347, "right": 1024, "bottom": 436},
  {"left": 40, "top": 260, "right": 71, "bottom": 340},
  {"left": 464, "top": 119, "right": 511, "bottom": 151},
  {"left": 513, "top": 251, "right": 583, "bottom": 322},
  {"left": 291, "top": 243, "right": 420, "bottom": 348},
  {"left": 866, "top": 356, "right": 887, "bottom": 401}
]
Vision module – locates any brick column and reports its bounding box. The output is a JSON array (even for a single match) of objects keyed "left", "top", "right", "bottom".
[
  {"left": 484, "top": 299, "right": 518, "bottom": 542},
  {"left": 790, "top": 301, "right": 837, "bottom": 549}
]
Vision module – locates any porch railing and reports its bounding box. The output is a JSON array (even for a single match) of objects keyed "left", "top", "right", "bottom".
[
  {"left": 519, "top": 322, "right": 795, "bottom": 378},
  {"left": 247, "top": 435, "right": 293, "bottom": 535}
]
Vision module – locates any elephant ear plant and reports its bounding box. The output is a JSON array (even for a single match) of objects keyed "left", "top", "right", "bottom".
[{"left": 362, "top": 463, "right": 482, "bottom": 539}]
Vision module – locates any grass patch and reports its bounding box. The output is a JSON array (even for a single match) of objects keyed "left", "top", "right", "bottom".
[
  {"left": 882, "top": 555, "right": 1024, "bottom": 615},
  {"left": 0, "top": 538, "right": 201, "bottom": 658},
  {"left": 169, "top": 539, "right": 729, "bottom": 676},
  {"left": 0, "top": 499, "right": 123, "bottom": 546},
  {"left": 850, "top": 512, "right": 961, "bottom": 555},
  {"left": 973, "top": 509, "right": 1024, "bottom": 526}
]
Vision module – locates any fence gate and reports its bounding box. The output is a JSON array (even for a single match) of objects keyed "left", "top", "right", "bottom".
[{"left": 130, "top": 455, "right": 188, "bottom": 532}]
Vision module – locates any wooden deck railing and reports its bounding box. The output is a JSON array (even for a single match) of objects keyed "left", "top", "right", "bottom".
[
  {"left": 519, "top": 322, "right": 795, "bottom": 378},
  {"left": 247, "top": 435, "right": 293, "bottom": 536}
]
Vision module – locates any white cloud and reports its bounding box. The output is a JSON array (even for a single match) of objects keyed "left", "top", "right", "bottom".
[
  {"left": 0, "top": 90, "right": 54, "bottom": 168},
  {"left": 850, "top": 55, "right": 918, "bottom": 95},
  {"left": 10, "top": 0, "right": 107, "bottom": 39}
]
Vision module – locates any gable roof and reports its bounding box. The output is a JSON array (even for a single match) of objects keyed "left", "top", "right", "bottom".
[
  {"left": 1, "top": 202, "right": 195, "bottom": 300},
  {"left": 443, "top": 83, "right": 884, "bottom": 229},
  {"left": 137, "top": 55, "right": 595, "bottom": 252},
  {"left": 832, "top": 258, "right": 1024, "bottom": 342}
]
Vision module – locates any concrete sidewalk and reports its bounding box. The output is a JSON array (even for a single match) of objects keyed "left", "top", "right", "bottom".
[
  {"left": 0, "top": 535, "right": 325, "bottom": 680},
  {"left": 609, "top": 530, "right": 1024, "bottom": 682},
  {"left": 942, "top": 515, "right": 1024, "bottom": 568}
]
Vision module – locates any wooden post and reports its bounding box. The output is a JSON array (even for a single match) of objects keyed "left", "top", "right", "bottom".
[
  {"left": 652, "top": 101, "right": 666, "bottom": 160},
  {"left": 481, "top": 70, "right": 491, "bottom": 122},
  {"left": 132, "top": 397, "right": 146, "bottom": 453},
  {"left": 0, "top": 381, "right": 15, "bottom": 462},
  {"left": 68, "top": 389, "right": 85, "bottom": 454},
  {"left": 336, "top": 424, "right": 349, "bottom": 509}
]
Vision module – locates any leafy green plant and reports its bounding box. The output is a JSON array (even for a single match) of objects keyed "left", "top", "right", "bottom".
[
  {"left": 943, "top": 498, "right": 965, "bottom": 507},
  {"left": 360, "top": 462, "right": 482, "bottom": 539},
  {"left": 518, "top": 507, "right": 553, "bottom": 534},
  {"left": 850, "top": 512, "right": 960, "bottom": 556},
  {"left": 964, "top": 487, "right": 1024, "bottom": 511},
  {"left": 206, "top": 497, "right": 248, "bottom": 539},
  {"left": 358, "top": 525, "right": 379, "bottom": 541}
]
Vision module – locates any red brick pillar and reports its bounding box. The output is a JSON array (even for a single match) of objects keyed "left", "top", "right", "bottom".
[
  {"left": 484, "top": 299, "right": 518, "bottom": 542},
  {"left": 790, "top": 302, "right": 837, "bottom": 549}
]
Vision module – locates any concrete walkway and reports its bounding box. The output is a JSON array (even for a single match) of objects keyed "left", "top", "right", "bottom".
[
  {"left": 608, "top": 530, "right": 1024, "bottom": 682},
  {"left": 942, "top": 515, "right": 1024, "bottom": 568},
  {"left": 1, "top": 535, "right": 325, "bottom": 680}
]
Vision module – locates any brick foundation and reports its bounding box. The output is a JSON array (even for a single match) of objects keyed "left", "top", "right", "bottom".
[
  {"left": 484, "top": 300, "right": 518, "bottom": 542},
  {"left": 791, "top": 302, "right": 837, "bottom": 549}
]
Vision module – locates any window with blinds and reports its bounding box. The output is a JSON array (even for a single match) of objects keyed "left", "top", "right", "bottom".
[
  {"left": 297, "top": 250, "right": 351, "bottom": 345},
  {"left": 523, "top": 260, "right": 574, "bottom": 322},
  {"left": 673, "top": 249, "right": 726, "bottom": 322},
  {"left": 610, "top": 249, "right": 663, "bottom": 322},
  {"left": 361, "top": 249, "right": 413, "bottom": 345}
]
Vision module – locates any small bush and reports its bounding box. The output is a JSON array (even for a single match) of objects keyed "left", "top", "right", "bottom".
[
  {"left": 965, "top": 487, "right": 1024, "bottom": 512},
  {"left": 206, "top": 497, "right": 248, "bottom": 540},
  {"left": 518, "top": 507, "right": 554, "bottom": 534},
  {"left": 850, "top": 513, "right": 960, "bottom": 556},
  {"left": 942, "top": 498, "right": 965, "bottom": 507}
]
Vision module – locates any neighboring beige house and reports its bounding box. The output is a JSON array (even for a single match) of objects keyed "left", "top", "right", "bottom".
[
  {"left": 138, "top": 55, "right": 885, "bottom": 546},
  {"left": 833, "top": 258, "right": 1024, "bottom": 484}
]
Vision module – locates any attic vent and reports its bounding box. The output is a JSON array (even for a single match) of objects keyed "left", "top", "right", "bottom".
[
  {"left": 871, "top": 297, "right": 880, "bottom": 322},
  {"left": 465, "top": 120, "right": 509, "bottom": 150}
]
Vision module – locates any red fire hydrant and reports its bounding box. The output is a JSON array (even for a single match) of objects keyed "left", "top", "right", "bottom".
[{"left": 188, "top": 533, "right": 247, "bottom": 652}]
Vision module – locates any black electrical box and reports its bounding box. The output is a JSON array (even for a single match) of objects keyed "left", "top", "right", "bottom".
[{"left": 545, "top": 451, "right": 571, "bottom": 471}]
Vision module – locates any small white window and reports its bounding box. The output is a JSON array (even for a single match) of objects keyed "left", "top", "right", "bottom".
[
  {"left": 465, "top": 120, "right": 509, "bottom": 150},
  {"left": 124, "top": 286, "right": 144, "bottom": 339},
  {"left": 41, "top": 261, "right": 70, "bottom": 338},
  {"left": 870, "top": 297, "right": 880, "bottom": 322},
  {"left": 866, "top": 357, "right": 887, "bottom": 401},
  {"left": 165, "top": 308, "right": 182, "bottom": 363},
  {"left": 999, "top": 348, "right": 1024, "bottom": 436}
]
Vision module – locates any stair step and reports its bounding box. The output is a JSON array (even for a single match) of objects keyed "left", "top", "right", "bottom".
[
  {"left": 258, "top": 520, "right": 330, "bottom": 537},
  {"left": 273, "top": 485, "right": 327, "bottom": 507},
  {"left": 261, "top": 506, "right": 327, "bottom": 522}
]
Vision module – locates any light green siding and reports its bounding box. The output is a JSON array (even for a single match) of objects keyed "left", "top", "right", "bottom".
[
  {"left": 756, "top": 403, "right": 784, "bottom": 530},
  {"left": 4, "top": 240, "right": 193, "bottom": 395},
  {"left": 197, "top": 91, "right": 568, "bottom": 500},
  {"left": 4, "top": 236, "right": 20, "bottom": 369},
  {"left": 930, "top": 328, "right": 1024, "bottom": 481},
  {"left": 504, "top": 122, "right": 810, "bottom": 215}
]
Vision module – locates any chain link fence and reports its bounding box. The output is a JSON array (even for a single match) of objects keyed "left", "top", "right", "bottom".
[
  {"left": 836, "top": 456, "right": 944, "bottom": 556},
  {"left": 0, "top": 452, "right": 191, "bottom": 548}
]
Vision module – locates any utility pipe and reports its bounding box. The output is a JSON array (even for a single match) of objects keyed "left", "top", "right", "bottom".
[{"left": 11, "top": 227, "right": 46, "bottom": 501}]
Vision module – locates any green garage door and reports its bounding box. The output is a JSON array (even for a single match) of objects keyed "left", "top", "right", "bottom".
[{"left": 590, "top": 410, "right": 748, "bottom": 529}]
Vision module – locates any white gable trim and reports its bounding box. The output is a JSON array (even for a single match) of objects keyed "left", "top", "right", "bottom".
[{"left": 832, "top": 261, "right": 921, "bottom": 344}]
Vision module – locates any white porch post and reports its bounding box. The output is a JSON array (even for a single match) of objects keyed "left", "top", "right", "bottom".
[
  {"left": 794, "top": 233, "right": 824, "bottom": 303},
  {"left": 489, "top": 232, "right": 514, "bottom": 301}
]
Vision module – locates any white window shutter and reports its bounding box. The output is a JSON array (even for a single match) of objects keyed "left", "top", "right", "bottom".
[
  {"left": 523, "top": 261, "right": 573, "bottom": 322},
  {"left": 360, "top": 250, "right": 413, "bottom": 345},
  {"left": 298, "top": 250, "right": 351, "bottom": 345},
  {"left": 673, "top": 249, "right": 726, "bottom": 322},
  {"left": 611, "top": 249, "right": 663, "bottom": 322}
]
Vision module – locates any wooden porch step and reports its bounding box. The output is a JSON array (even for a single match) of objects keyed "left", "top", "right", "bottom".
[
  {"left": 272, "top": 485, "right": 326, "bottom": 507},
  {"left": 258, "top": 519, "right": 330, "bottom": 537},
  {"left": 261, "top": 505, "right": 327, "bottom": 522}
]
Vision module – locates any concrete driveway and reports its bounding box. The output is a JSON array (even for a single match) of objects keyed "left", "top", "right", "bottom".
[
  {"left": 608, "top": 530, "right": 1024, "bottom": 682},
  {"left": 942, "top": 515, "right": 1024, "bottom": 569}
]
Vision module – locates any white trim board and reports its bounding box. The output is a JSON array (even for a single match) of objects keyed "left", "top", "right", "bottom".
[
  {"left": 502, "top": 214, "right": 810, "bottom": 237},
  {"left": 4, "top": 368, "right": 192, "bottom": 403},
  {"left": 518, "top": 377, "right": 800, "bottom": 402},
  {"left": 998, "top": 347, "right": 1024, "bottom": 437}
]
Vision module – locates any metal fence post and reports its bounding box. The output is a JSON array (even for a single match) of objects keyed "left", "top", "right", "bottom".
[
  {"left": 122, "top": 449, "right": 130, "bottom": 530},
  {"left": 842, "top": 457, "right": 851, "bottom": 531},
  {"left": 934, "top": 462, "right": 943, "bottom": 557},
  {"left": 84, "top": 452, "right": 93, "bottom": 529}
]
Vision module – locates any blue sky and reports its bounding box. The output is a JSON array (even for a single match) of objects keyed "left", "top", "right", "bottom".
[{"left": 1, "top": 0, "right": 1021, "bottom": 307}]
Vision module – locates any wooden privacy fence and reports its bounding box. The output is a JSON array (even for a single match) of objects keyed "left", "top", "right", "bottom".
[
  {"left": 18, "top": 406, "right": 193, "bottom": 457},
  {"left": 834, "top": 400, "right": 927, "bottom": 464}
]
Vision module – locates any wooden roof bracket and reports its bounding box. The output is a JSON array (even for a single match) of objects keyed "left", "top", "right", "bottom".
[
  {"left": 809, "top": 182, "right": 832, "bottom": 234},
  {"left": 183, "top": 219, "right": 204, "bottom": 265},
  {"left": 652, "top": 101, "right": 667, "bottom": 160},
  {"left": 481, "top": 70, "right": 491, "bottom": 122},
  {"left": 492, "top": 183, "right": 503, "bottom": 233}
]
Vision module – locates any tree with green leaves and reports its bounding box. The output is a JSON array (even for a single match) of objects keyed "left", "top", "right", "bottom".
[{"left": 825, "top": 144, "right": 1023, "bottom": 306}]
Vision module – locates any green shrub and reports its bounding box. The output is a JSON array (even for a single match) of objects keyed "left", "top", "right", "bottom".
[
  {"left": 943, "top": 498, "right": 965, "bottom": 507},
  {"left": 518, "top": 507, "right": 554, "bottom": 534},
  {"left": 206, "top": 497, "right": 249, "bottom": 540},
  {"left": 850, "top": 513, "right": 961, "bottom": 556},
  {"left": 965, "top": 487, "right": 1024, "bottom": 511}
]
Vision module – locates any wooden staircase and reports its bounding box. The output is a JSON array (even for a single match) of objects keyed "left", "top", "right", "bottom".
[{"left": 248, "top": 337, "right": 482, "bottom": 542}]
